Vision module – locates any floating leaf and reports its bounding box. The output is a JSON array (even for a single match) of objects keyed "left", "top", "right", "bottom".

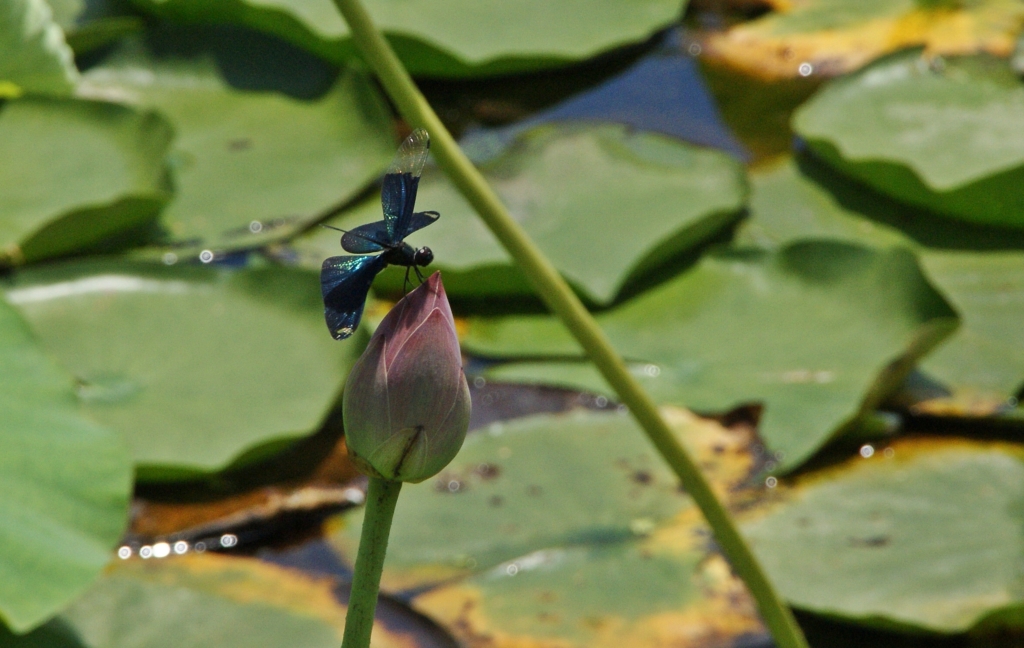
[
  {"left": 330, "top": 408, "right": 769, "bottom": 646},
  {"left": 334, "top": 410, "right": 696, "bottom": 590},
  {"left": 465, "top": 242, "right": 958, "bottom": 469},
  {"left": 7, "top": 553, "right": 417, "bottom": 648},
  {"left": 0, "top": 296, "right": 131, "bottom": 633},
  {"left": 0, "top": 97, "right": 171, "bottom": 266},
  {"left": 128, "top": 0, "right": 685, "bottom": 77},
  {"left": 738, "top": 156, "right": 1024, "bottom": 411},
  {"left": 296, "top": 123, "right": 747, "bottom": 305},
  {"left": 0, "top": 0, "right": 78, "bottom": 97},
  {"left": 702, "top": 0, "right": 1024, "bottom": 80},
  {"left": 736, "top": 157, "right": 911, "bottom": 251},
  {"left": 916, "top": 251, "right": 1024, "bottom": 410},
  {"left": 43, "top": 0, "right": 83, "bottom": 27},
  {"left": 794, "top": 51, "right": 1024, "bottom": 230},
  {"left": 80, "top": 41, "right": 394, "bottom": 253},
  {"left": 4, "top": 260, "right": 357, "bottom": 478},
  {"left": 743, "top": 438, "right": 1024, "bottom": 634},
  {"left": 44, "top": 0, "right": 143, "bottom": 55},
  {"left": 414, "top": 540, "right": 763, "bottom": 648}
]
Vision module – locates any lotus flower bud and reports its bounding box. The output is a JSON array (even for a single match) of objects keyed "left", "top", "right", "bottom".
[{"left": 343, "top": 272, "right": 471, "bottom": 483}]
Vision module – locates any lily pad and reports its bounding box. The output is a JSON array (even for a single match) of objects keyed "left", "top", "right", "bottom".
[
  {"left": 0, "top": 0, "right": 78, "bottom": 97},
  {"left": 80, "top": 41, "right": 394, "bottom": 253},
  {"left": 296, "top": 123, "right": 747, "bottom": 305},
  {"left": 738, "top": 156, "right": 1024, "bottom": 412},
  {"left": 0, "top": 96, "right": 172, "bottom": 266},
  {"left": 3, "top": 259, "right": 358, "bottom": 478},
  {"left": 916, "top": 251, "right": 1024, "bottom": 410},
  {"left": 8, "top": 553, "right": 415, "bottom": 648},
  {"left": 332, "top": 409, "right": 696, "bottom": 590},
  {"left": 702, "top": 0, "right": 1024, "bottom": 80},
  {"left": 0, "top": 295, "right": 131, "bottom": 633},
  {"left": 742, "top": 437, "right": 1024, "bottom": 633},
  {"left": 464, "top": 242, "right": 958, "bottom": 470},
  {"left": 330, "top": 407, "right": 769, "bottom": 646},
  {"left": 128, "top": 0, "right": 685, "bottom": 77},
  {"left": 793, "top": 50, "right": 1024, "bottom": 230},
  {"left": 736, "top": 157, "right": 912, "bottom": 251},
  {"left": 43, "top": 0, "right": 143, "bottom": 55},
  {"left": 413, "top": 540, "right": 764, "bottom": 648}
]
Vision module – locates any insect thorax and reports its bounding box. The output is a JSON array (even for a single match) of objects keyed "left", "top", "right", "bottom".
[{"left": 381, "top": 243, "right": 432, "bottom": 268}]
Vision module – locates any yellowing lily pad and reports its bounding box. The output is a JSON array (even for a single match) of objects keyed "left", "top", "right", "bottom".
[
  {"left": 330, "top": 407, "right": 770, "bottom": 647},
  {"left": 413, "top": 540, "right": 763, "bottom": 648},
  {"left": 296, "top": 123, "right": 747, "bottom": 305},
  {"left": 702, "top": 0, "right": 1024, "bottom": 80},
  {"left": 8, "top": 553, "right": 417, "bottom": 648}
]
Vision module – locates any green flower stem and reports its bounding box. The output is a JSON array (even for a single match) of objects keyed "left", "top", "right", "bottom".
[
  {"left": 330, "top": 2, "right": 808, "bottom": 647},
  {"left": 341, "top": 477, "right": 402, "bottom": 648}
]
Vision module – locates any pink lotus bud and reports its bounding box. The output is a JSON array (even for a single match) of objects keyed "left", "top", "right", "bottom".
[{"left": 342, "top": 272, "right": 471, "bottom": 483}]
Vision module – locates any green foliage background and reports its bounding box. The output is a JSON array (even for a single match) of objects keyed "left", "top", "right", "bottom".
[{"left": 2, "top": 0, "right": 1023, "bottom": 646}]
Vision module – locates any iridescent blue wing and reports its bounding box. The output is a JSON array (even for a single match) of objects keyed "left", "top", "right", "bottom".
[
  {"left": 405, "top": 210, "right": 439, "bottom": 238},
  {"left": 381, "top": 129, "right": 430, "bottom": 244},
  {"left": 341, "top": 221, "right": 389, "bottom": 253},
  {"left": 320, "top": 254, "right": 386, "bottom": 340}
]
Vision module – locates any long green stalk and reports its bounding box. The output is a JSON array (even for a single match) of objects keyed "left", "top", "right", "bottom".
[
  {"left": 329, "top": 2, "right": 808, "bottom": 647},
  {"left": 341, "top": 477, "right": 402, "bottom": 648}
]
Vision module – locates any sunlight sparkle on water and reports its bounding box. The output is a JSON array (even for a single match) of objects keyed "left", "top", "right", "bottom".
[{"left": 152, "top": 542, "right": 171, "bottom": 558}]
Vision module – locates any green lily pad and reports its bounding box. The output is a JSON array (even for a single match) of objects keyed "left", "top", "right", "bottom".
[
  {"left": 413, "top": 537, "right": 764, "bottom": 648},
  {"left": 736, "top": 157, "right": 912, "bottom": 251},
  {"left": 464, "top": 242, "right": 958, "bottom": 470},
  {"left": 0, "top": 295, "right": 131, "bottom": 633},
  {"left": 0, "top": 0, "right": 78, "bottom": 97},
  {"left": 80, "top": 41, "right": 394, "bottom": 253},
  {"left": 6, "top": 553, "right": 414, "bottom": 648},
  {"left": 738, "top": 156, "right": 1024, "bottom": 412},
  {"left": 3, "top": 259, "right": 357, "bottom": 478},
  {"left": 330, "top": 407, "right": 769, "bottom": 646},
  {"left": 44, "top": 0, "right": 143, "bottom": 55},
  {"left": 296, "top": 123, "right": 747, "bottom": 305},
  {"left": 0, "top": 97, "right": 172, "bottom": 266},
  {"left": 128, "top": 0, "right": 685, "bottom": 77},
  {"left": 793, "top": 50, "right": 1024, "bottom": 230},
  {"left": 64, "top": 17, "right": 144, "bottom": 57},
  {"left": 917, "top": 251, "right": 1024, "bottom": 408},
  {"left": 743, "top": 437, "right": 1024, "bottom": 634}
]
